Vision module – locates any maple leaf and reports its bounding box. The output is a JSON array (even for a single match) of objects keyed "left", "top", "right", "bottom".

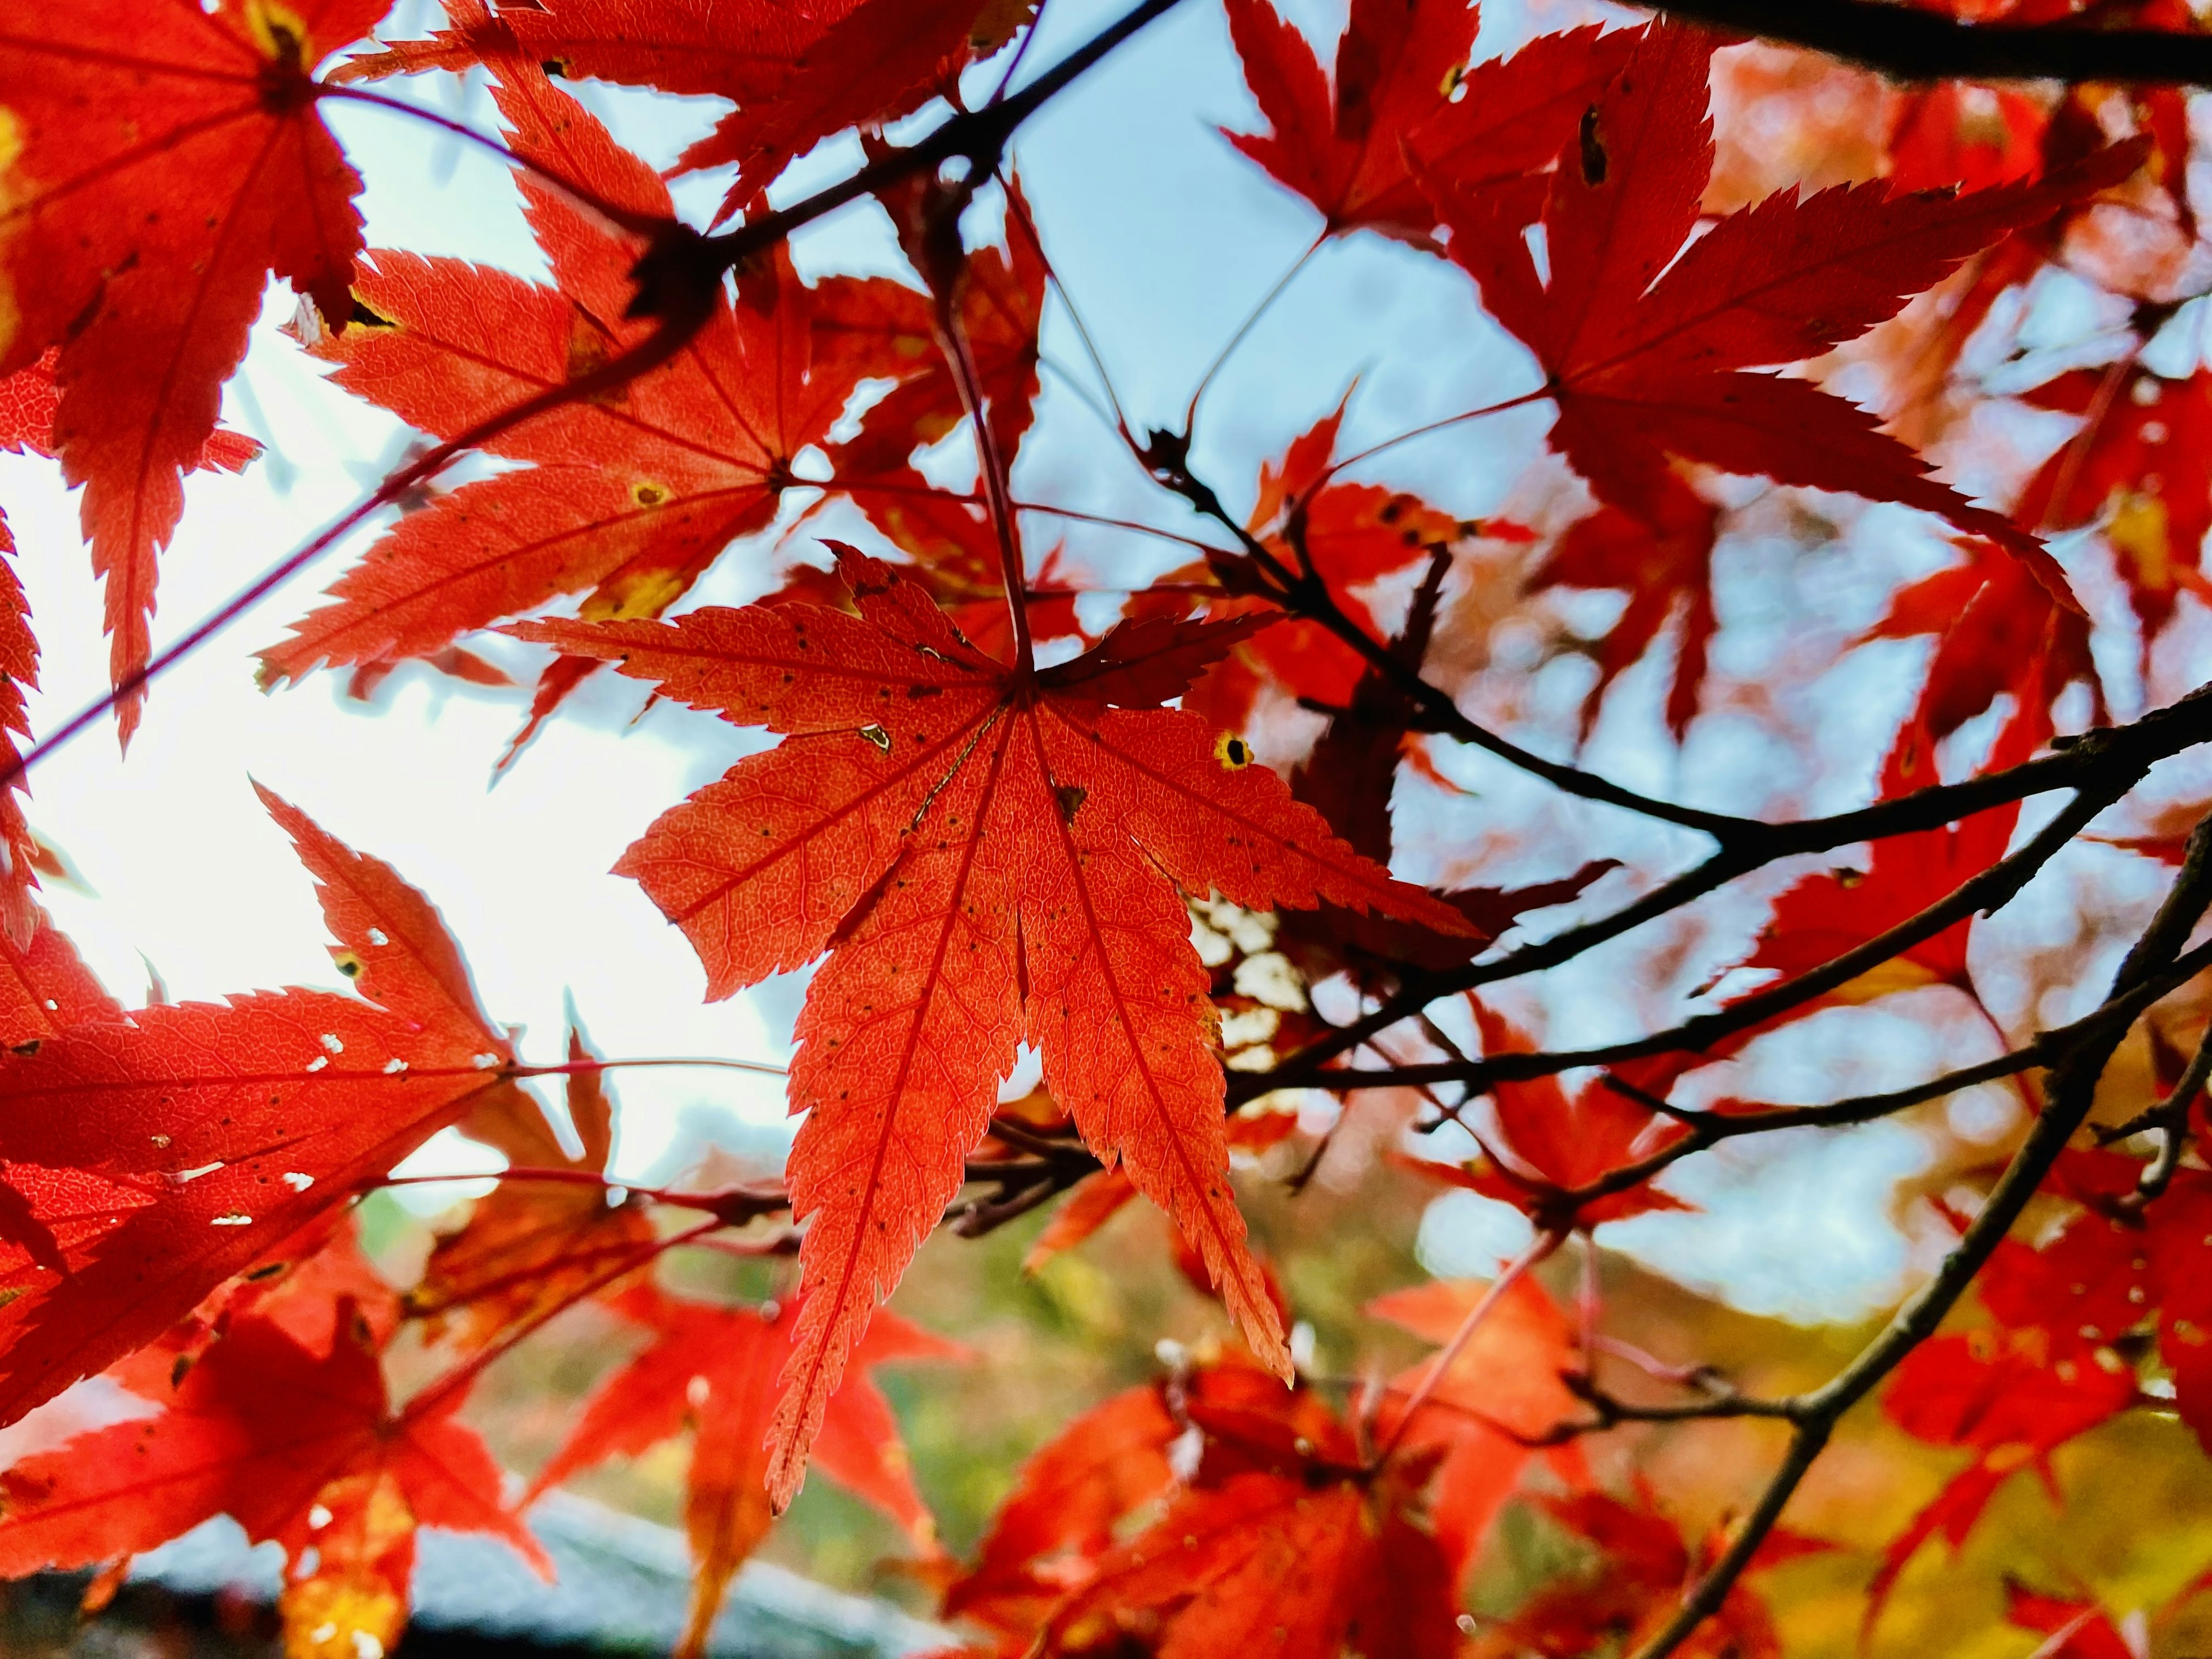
[
  {"left": 1423, "top": 20, "right": 2145, "bottom": 606},
  {"left": 525, "top": 1286, "right": 954, "bottom": 1659},
  {"left": 1413, "top": 1000, "right": 1690, "bottom": 1230},
  {"left": 1479, "top": 1486, "right": 1824, "bottom": 1659},
  {"left": 0, "top": 790, "right": 522, "bottom": 1428},
  {"left": 1220, "top": 0, "right": 1480, "bottom": 244},
  {"left": 2017, "top": 364, "right": 2212, "bottom": 654},
  {"left": 0, "top": 1312, "right": 546, "bottom": 1659},
  {"left": 409, "top": 1028, "right": 660, "bottom": 1354},
  {"left": 941, "top": 1382, "right": 1181, "bottom": 1638},
  {"left": 1863, "top": 535, "right": 2101, "bottom": 741},
  {"left": 0, "top": 0, "right": 381, "bottom": 741},
  {"left": 1223, "top": 0, "right": 1638, "bottom": 246},
  {"left": 1176, "top": 400, "right": 1461, "bottom": 738},
  {"left": 344, "top": 0, "right": 1032, "bottom": 220},
  {"left": 1532, "top": 467, "right": 1721, "bottom": 742},
  {"left": 1738, "top": 694, "right": 2044, "bottom": 1005},
  {"left": 513, "top": 545, "right": 1468, "bottom": 1501},
  {"left": 813, "top": 188, "right": 1047, "bottom": 481},
  {"left": 1029, "top": 1376, "right": 1460, "bottom": 1659},
  {"left": 1868, "top": 1168, "right": 2173, "bottom": 1623},
  {"left": 1368, "top": 1273, "right": 1581, "bottom": 1584},
  {"left": 261, "top": 59, "right": 857, "bottom": 689}
]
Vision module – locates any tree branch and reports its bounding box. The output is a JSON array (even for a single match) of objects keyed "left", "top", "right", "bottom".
[
  {"left": 1645, "top": 0, "right": 2212, "bottom": 85},
  {"left": 1623, "top": 810, "right": 2212, "bottom": 1659}
]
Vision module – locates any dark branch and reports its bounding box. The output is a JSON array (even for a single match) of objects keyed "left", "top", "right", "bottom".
[
  {"left": 1646, "top": 0, "right": 2212, "bottom": 85},
  {"left": 1624, "top": 810, "right": 2212, "bottom": 1659}
]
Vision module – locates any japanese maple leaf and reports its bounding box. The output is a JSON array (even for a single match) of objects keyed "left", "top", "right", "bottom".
[
  {"left": 1872, "top": 1328, "right": 2138, "bottom": 1621},
  {"left": 1868, "top": 1169, "right": 2169, "bottom": 1624},
  {"left": 2016, "top": 365, "right": 2212, "bottom": 652},
  {"left": 343, "top": 0, "right": 1031, "bottom": 220},
  {"left": 513, "top": 544, "right": 1468, "bottom": 1502},
  {"left": 1368, "top": 1274, "right": 1581, "bottom": 1586},
  {"left": 260, "top": 61, "right": 859, "bottom": 687},
  {"left": 0, "top": 1313, "right": 546, "bottom": 1659},
  {"left": 812, "top": 188, "right": 1046, "bottom": 480},
  {"left": 1424, "top": 20, "right": 2143, "bottom": 605},
  {"left": 525, "top": 1286, "right": 954, "bottom": 1659},
  {"left": 942, "top": 1383, "right": 1181, "bottom": 1639},
  {"left": 1032, "top": 1380, "right": 1460, "bottom": 1659},
  {"left": 0, "top": 0, "right": 384, "bottom": 741},
  {"left": 2028, "top": 1151, "right": 2212, "bottom": 1455},
  {"left": 1225, "top": 0, "right": 1637, "bottom": 245},
  {"left": 1532, "top": 467, "right": 1721, "bottom": 741},
  {"left": 1220, "top": 0, "right": 1483, "bottom": 243},
  {"left": 1863, "top": 535, "right": 2101, "bottom": 741},
  {"left": 1420, "top": 1000, "right": 1690, "bottom": 1230},
  {"left": 1739, "top": 694, "right": 2043, "bottom": 1002},
  {"left": 2005, "top": 1582, "right": 2143, "bottom": 1659},
  {"left": 409, "top": 1028, "right": 659, "bottom": 1355},
  {"left": 1177, "top": 401, "right": 1461, "bottom": 737},
  {"left": 0, "top": 789, "right": 524, "bottom": 1428},
  {"left": 1484, "top": 1487, "right": 1824, "bottom": 1659}
]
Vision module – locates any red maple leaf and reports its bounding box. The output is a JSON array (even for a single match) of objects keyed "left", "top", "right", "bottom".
[
  {"left": 408, "top": 1027, "right": 661, "bottom": 1355},
  {"left": 1425, "top": 20, "right": 2142, "bottom": 606},
  {"left": 261, "top": 61, "right": 861, "bottom": 691},
  {"left": 813, "top": 185, "right": 1047, "bottom": 480},
  {"left": 343, "top": 0, "right": 1031, "bottom": 220},
  {"left": 513, "top": 544, "right": 1468, "bottom": 1501},
  {"left": 525, "top": 1286, "right": 956, "bottom": 1659},
  {"left": 2017, "top": 364, "right": 2212, "bottom": 652},
  {"left": 1531, "top": 466, "right": 1721, "bottom": 741},
  {"left": 1368, "top": 1274, "right": 1582, "bottom": 1584},
  {"left": 1417, "top": 1000, "right": 1691, "bottom": 1230},
  {"left": 1869, "top": 1164, "right": 2173, "bottom": 1623},
  {"left": 0, "top": 1312, "right": 545, "bottom": 1659},
  {"left": 0, "top": 0, "right": 384, "bottom": 741},
  {"left": 0, "top": 790, "right": 524, "bottom": 1427},
  {"left": 942, "top": 1383, "right": 1181, "bottom": 1638},
  {"left": 1223, "top": 0, "right": 1637, "bottom": 246},
  {"left": 1863, "top": 535, "right": 2101, "bottom": 741},
  {"left": 1220, "top": 0, "right": 1479, "bottom": 244},
  {"left": 1028, "top": 1374, "right": 1459, "bottom": 1659},
  {"left": 1739, "top": 693, "right": 2043, "bottom": 1003},
  {"left": 1482, "top": 1486, "right": 1824, "bottom": 1659}
]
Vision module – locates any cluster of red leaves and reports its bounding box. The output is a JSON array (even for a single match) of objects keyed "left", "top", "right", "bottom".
[
  {"left": 1870, "top": 1145, "right": 2212, "bottom": 1626},
  {"left": 4, "top": 0, "right": 2212, "bottom": 1652},
  {"left": 930, "top": 1272, "right": 1584, "bottom": 1657}
]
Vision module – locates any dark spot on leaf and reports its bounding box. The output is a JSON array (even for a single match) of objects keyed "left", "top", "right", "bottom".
[{"left": 1579, "top": 106, "right": 1607, "bottom": 185}]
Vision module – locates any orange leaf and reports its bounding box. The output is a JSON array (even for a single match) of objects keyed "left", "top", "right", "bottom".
[{"left": 515, "top": 548, "right": 1472, "bottom": 1501}]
